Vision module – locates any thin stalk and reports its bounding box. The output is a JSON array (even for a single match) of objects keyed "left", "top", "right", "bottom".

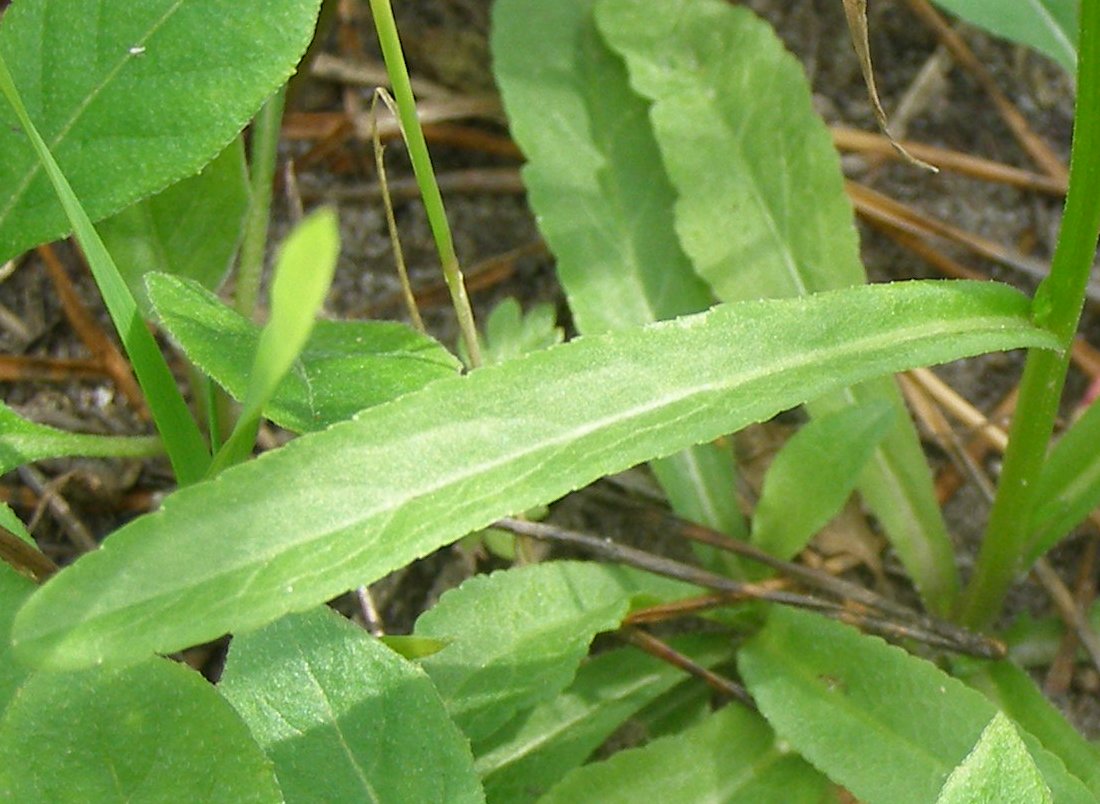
[
  {"left": 366, "top": 0, "right": 482, "bottom": 367},
  {"left": 0, "top": 55, "right": 210, "bottom": 484},
  {"left": 960, "top": 1, "right": 1100, "bottom": 627},
  {"left": 235, "top": 87, "right": 286, "bottom": 320}
]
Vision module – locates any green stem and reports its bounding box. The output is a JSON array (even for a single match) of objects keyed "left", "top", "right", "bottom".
[
  {"left": 960, "top": 0, "right": 1100, "bottom": 627},
  {"left": 235, "top": 87, "right": 286, "bottom": 320},
  {"left": 366, "top": 0, "right": 483, "bottom": 367}
]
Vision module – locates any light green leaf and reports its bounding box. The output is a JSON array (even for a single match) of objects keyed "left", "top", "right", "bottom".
[
  {"left": 752, "top": 401, "right": 894, "bottom": 560},
  {"left": 211, "top": 208, "right": 339, "bottom": 470},
  {"left": 148, "top": 272, "right": 461, "bottom": 433},
  {"left": 0, "top": 0, "right": 322, "bottom": 261},
  {"left": 936, "top": 713, "right": 1052, "bottom": 804},
  {"left": 415, "top": 562, "right": 695, "bottom": 743},
  {"left": 738, "top": 608, "right": 1093, "bottom": 804},
  {"left": 958, "top": 660, "right": 1100, "bottom": 798},
  {"left": 477, "top": 635, "right": 730, "bottom": 804},
  {"left": 0, "top": 562, "right": 35, "bottom": 715},
  {"left": 472, "top": 298, "right": 563, "bottom": 366},
  {"left": 1026, "top": 398, "right": 1100, "bottom": 561},
  {"left": 219, "top": 606, "right": 483, "bottom": 804},
  {"left": 598, "top": 0, "right": 962, "bottom": 611},
  {"left": 0, "top": 399, "right": 162, "bottom": 475},
  {"left": 12, "top": 280, "right": 1054, "bottom": 670},
  {"left": 492, "top": 0, "right": 745, "bottom": 543},
  {"left": 0, "top": 502, "right": 32, "bottom": 547},
  {"left": 541, "top": 704, "right": 830, "bottom": 803},
  {"left": 98, "top": 137, "right": 249, "bottom": 318},
  {"left": 0, "top": 658, "right": 280, "bottom": 802},
  {"left": 931, "top": 0, "right": 1077, "bottom": 73}
]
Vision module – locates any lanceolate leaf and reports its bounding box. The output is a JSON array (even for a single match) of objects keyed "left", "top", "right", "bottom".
[
  {"left": 0, "top": 0, "right": 323, "bottom": 261},
  {"left": 12, "top": 280, "right": 1053, "bottom": 670},
  {"left": 738, "top": 608, "right": 1094, "bottom": 803},
  {"left": 931, "top": 0, "right": 1077, "bottom": 73},
  {"left": 148, "top": 273, "right": 461, "bottom": 433},
  {"left": 492, "top": 0, "right": 744, "bottom": 541},
  {"left": 598, "top": 0, "right": 962, "bottom": 610},
  {"left": 219, "top": 606, "right": 483, "bottom": 804}
]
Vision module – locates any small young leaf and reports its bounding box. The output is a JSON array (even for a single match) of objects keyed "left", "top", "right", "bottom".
[
  {"left": 477, "top": 635, "right": 730, "bottom": 804},
  {"left": 0, "top": 0, "right": 323, "bottom": 261},
  {"left": 931, "top": 0, "right": 1077, "bottom": 72},
  {"left": 541, "top": 704, "right": 830, "bottom": 803},
  {"left": 98, "top": 137, "right": 249, "bottom": 317},
  {"left": 0, "top": 400, "right": 161, "bottom": 475},
  {"left": 12, "top": 280, "right": 1054, "bottom": 670},
  {"left": 219, "top": 606, "right": 483, "bottom": 804},
  {"left": 936, "top": 713, "right": 1052, "bottom": 804},
  {"left": 738, "top": 608, "right": 1094, "bottom": 803},
  {"left": 148, "top": 272, "right": 461, "bottom": 433},
  {"left": 752, "top": 401, "right": 894, "bottom": 560},
  {"left": 415, "top": 561, "right": 694, "bottom": 743},
  {"left": 472, "top": 298, "right": 563, "bottom": 366},
  {"left": 0, "top": 658, "right": 281, "bottom": 802}
]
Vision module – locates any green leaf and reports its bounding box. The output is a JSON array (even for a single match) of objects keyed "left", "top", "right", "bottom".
[
  {"left": 598, "top": 0, "right": 962, "bottom": 611},
  {"left": 0, "top": 658, "right": 281, "bottom": 802},
  {"left": 12, "top": 280, "right": 1055, "bottom": 670},
  {"left": 477, "top": 635, "right": 730, "bottom": 804},
  {"left": 752, "top": 401, "right": 894, "bottom": 560},
  {"left": 0, "top": 0, "right": 322, "bottom": 261},
  {"left": 931, "top": 0, "right": 1077, "bottom": 73},
  {"left": 219, "top": 606, "right": 483, "bottom": 804},
  {"left": 0, "top": 562, "right": 35, "bottom": 715},
  {"left": 98, "top": 137, "right": 249, "bottom": 318},
  {"left": 1026, "top": 397, "right": 1100, "bottom": 562},
  {"left": 958, "top": 659, "right": 1100, "bottom": 798},
  {"left": 473, "top": 298, "right": 563, "bottom": 366},
  {"left": 0, "top": 399, "right": 161, "bottom": 475},
  {"left": 541, "top": 704, "right": 830, "bottom": 803},
  {"left": 148, "top": 273, "right": 461, "bottom": 433},
  {"left": 738, "top": 608, "right": 1094, "bottom": 804},
  {"left": 936, "top": 713, "right": 1052, "bottom": 804},
  {"left": 211, "top": 207, "right": 339, "bottom": 471},
  {"left": 415, "top": 561, "right": 694, "bottom": 743},
  {"left": 492, "top": 0, "right": 745, "bottom": 543}
]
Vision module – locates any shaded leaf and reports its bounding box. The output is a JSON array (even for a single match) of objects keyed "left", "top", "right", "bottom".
[
  {"left": 12, "top": 280, "right": 1053, "bottom": 670},
  {"left": 936, "top": 712, "right": 1052, "bottom": 803},
  {"left": 220, "top": 606, "right": 482, "bottom": 804},
  {"left": 148, "top": 272, "right": 461, "bottom": 433},
  {"left": 0, "top": 562, "right": 35, "bottom": 714},
  {"left": 98, "top": 137, "right": 249, "bottom": 317},
  {"left": 931, "top": 0, "right": 1077, "bottom": 72},
  {"left": 0, "top": 0, "right": 322, "bottom": 261},
  {"left": 541, "top": 704, "right": 830, "bottom": 803},
  {"left": 738, "top": 607, "right": 1093, "bottom": 803},
  {"left": 471, "top": 298, "right": 563, "bottom": 366}
]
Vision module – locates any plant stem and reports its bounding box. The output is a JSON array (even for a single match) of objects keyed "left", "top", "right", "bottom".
[
  {"left": 235, "top": 87, "right": 286, "bottom": 320},
  {"left": 366, "top": 0, "right": 483, "bottom": 367},
  {"left": 960, "top": 1, "right": 1100, "bottom": 627}
]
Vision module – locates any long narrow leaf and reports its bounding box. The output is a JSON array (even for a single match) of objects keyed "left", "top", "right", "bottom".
[{"left": 11, "top": 280, "right": 1054, "bottom": 670}]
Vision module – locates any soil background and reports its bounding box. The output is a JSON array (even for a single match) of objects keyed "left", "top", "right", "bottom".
[{"left": 2, "top": 0, "right": 1099, "bottom": 741}]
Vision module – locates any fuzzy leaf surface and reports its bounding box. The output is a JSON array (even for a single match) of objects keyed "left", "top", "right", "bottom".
[
  {"left": 414, "top": 562, "right": 695, "bottom": 743},
  {"left": 219, "top": 606, "right": 482, "bottom": 804},
  {"left": 738, "top": 608, "right": 1093, "bottom": 803},
  {"left": 935, "top": 712, "right": 1052, "bottom": 804},
  {"left": 541, "top": 704, "right": 829, "bottom": 803},
  {"left": 493, "top": 0, "right": 743, "bottom": 540},
  {"left": 0, "top": 0, "right": 322, "bottom": 261},
  {"left": 0, "top": 658, "right": 280, "bottom": 802},
  {"left": 598, "top": 0, "right": 962, "bottom": 610},
  {"left": 476, "top": 635, "right": 730, "bottom": 804},
  {"left": 98, "top": 137, "right": 249, "bottom": 317},
  {"left": 12, "top": 280, "right": 1053, "bottom": 670},
  {"left": 931, "top": 0, "right": 1077, "bottom": 72},
  {"left": 148, "top": 273, "right": 461, "bottom": 432}
]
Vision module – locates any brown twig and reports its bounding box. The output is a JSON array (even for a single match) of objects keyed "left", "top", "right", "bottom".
[
  {"left": 619, "top": 626, "right": 754, "bottom": 707},
  {"left": 1045, "top": 535, "right": 1099, "bottom": 694}
]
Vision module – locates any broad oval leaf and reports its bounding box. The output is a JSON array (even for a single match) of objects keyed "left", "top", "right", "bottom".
[
  {"left": 0, "top": 658, "right": 281, "bottom": 802},
  {"left": 541, "top": 704, "right": 829, "bottom": 803},
  {"left": 219, "top": 606, "right": 483, "bottom": 804},
  {"left": 738, "top": 607, "right": 1093, "bottom": 803},
  {"left": 931, "top": 0, "right": 1077, "bottom": 73},
  {"left": 0, "top": 0, "right": 322, "bottom": 261},
  {"left": 12, "top": 280, "right": 1054, "bottom": 669},
  {"left": 148, "top": 273, "right": 461, "bottom": 433}
]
